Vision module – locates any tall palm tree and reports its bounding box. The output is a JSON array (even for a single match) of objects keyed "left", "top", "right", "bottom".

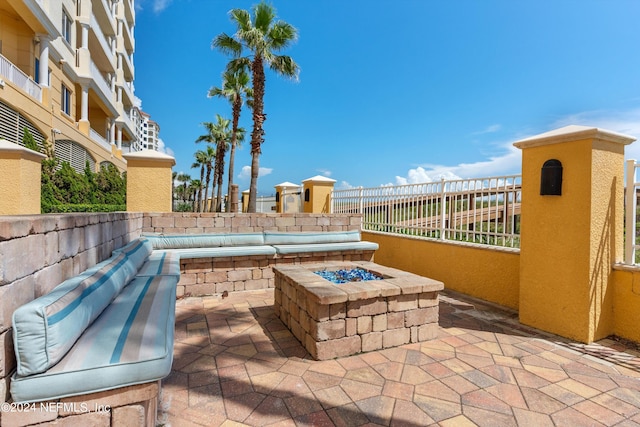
[
  {"left": 192, "top": 150, "right": 208, "bottom": 212},
  {"left": 202, "top": 145, "right": 216, "bottom": 212},
  {"left": 210, "top": 115, "right": 232, "bottom": 212},
  {"left": 196, "top": 123, "right": 220, "bottom": 211},
  {"left": 176, "top": 173, "right": 191, "bottom": 203},
  {"left": 213, "top": 1, "right": 299, "bottom": 212},
  {"left": 189, "top": 179, "right": 202, "bottom": 212},
  {"left": 171, "top": 171, "right": 178, "bottom": 210},
  {"left": 208, "top": 68, "right": 252, "bottom": 211}
]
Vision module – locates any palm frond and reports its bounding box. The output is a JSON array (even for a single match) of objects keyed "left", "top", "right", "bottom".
[
  {"left": 268, "top": 21, "right": 298, "bottom": 51},
  {"left": 253, "top": 2, "right": 275, "bottom": 34},
  {"left": 212, "top": 33, "right": 242, "bottom": 57},
  {"left": 269, "top": 55, "right": 300, "bottom": 80},
  {"left": 229, "top": 8, "right": 252, "bottom": 32}
]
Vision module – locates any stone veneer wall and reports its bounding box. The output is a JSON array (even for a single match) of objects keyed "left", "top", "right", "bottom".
[
  {"left": 0, "top": 213, "right": 143, "bottom": 422},
  {"left": 141, "top": 212, "right": 362, "bottom": 234}
]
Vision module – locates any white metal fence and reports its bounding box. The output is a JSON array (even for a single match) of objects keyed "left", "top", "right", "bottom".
[
  {"left": 332, "top": 175, "right": 522, "bottom": 248},
  {"left": 625, "top": 160, "right": 640, "bottom": 264}
]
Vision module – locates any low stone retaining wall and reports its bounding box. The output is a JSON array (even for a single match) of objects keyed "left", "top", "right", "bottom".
[{"left": 273, "top": 262, "right": 444, "bottom": 360}]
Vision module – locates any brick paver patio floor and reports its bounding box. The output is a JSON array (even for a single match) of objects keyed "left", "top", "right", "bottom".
[{"left": 159, "top": 289, "right": 640, "bottom": 427}]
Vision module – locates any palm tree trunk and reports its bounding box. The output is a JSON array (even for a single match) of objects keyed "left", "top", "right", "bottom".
[
  {"left": 198, "top": 166, "right": 205, "bottom": 212},
  {"left": 248, "top": 56, "right": 265, "bottom": 213},
  {"left": 210, "top": 168, "right": 219, "bottom": 213},
  {"left": 227, "top": 97, "right": 241, "bottom": 212},
  {"left": 204, "top": 166, "right": 212, "bottom": 213}
]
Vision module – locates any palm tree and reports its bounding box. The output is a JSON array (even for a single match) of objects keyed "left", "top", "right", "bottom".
[
  {"left": 210, "top": 115, "right": 232, "bottom": 212},
  {"left": 171, "top": 171, "right": 178, "bottom": 210},
  {"left": 213, "top": 1, "right": 299, "bottom": 212},
  {"left": 192, "top": 150, "right": 208, "bottom": 212},
  {"left": 196, "top": 123, "right": 220, "bottom": 212},
  {"left": 189, "top": 179, "right": 202, "bottom": 212},
  {"left": 208, "top": 68, "right": 252, "bottom": 211},
  {"left": 176, "top": 173, "right": 191, "bottom": 203}
]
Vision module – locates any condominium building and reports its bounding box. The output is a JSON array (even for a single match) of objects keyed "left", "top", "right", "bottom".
[
  {"left": 129, "top": 107, "right": 160, "bottom": 152},
  {"left": 0, "top": 0, "right": 143, "bottom": 173}
]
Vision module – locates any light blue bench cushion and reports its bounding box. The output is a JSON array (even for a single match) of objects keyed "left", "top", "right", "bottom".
[
  {"left": 12, "top": 253, "right": 136, "bottom": 376},
  {"left": 136, "top": 251, "right": 181, "bottom": 278},
  {"left": 112, "top": 237, "right": 154, "bottom": 271},
  {"left": 10, "top": 274, "right": 177, "bottom": 403},
  {"left": 143, "top": 233, "right": 264, "bottom": 249},
  {"left": 263, "top": 231, "right": 361, "bottom": 245},
  {"left": 272, "top": 241, "right": 379, "bottom": 255},
  {"left": 164, "top": 245, "right": 276, "bottom": 259}
]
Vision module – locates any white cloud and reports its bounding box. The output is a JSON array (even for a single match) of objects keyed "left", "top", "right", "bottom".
[
  {"left": 153, "top": 0, "right": 172, "bottom": 13},
  {"left": 394, "top": 143, "right": 521, "bottom": 186},
  {"left": 317, "top": 169, "right": 332, "bottom": 177},
  {"left": 156, "top": 139, "right": 175, "bottom": 157},
  {"left": 551, "top": 108, "right": 640, "bottom": 160},
  {"left": 336, "top": 181, "right": 354, "bottom": 190},
  {"left": 239, "top": 165, "right": 273, "bottom": 179},
  {"left": 472, "top": 124, "right": 502, "bottom": 136}
]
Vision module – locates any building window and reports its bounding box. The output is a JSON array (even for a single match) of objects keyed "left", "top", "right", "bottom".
[
  {"left": 62, "top": 10, "right": 72, "bottom": 44},
  {"left": 61, "top": 84, "right": 71, "bottom": 115}
]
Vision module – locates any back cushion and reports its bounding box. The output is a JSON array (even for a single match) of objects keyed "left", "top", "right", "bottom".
[
  {"left": 13, "top": 254, "right": 131, "bottom": 376},
  {"left": 263, "top": 231, "right": 361, "bottom": 245},
  {"left": 112, "top": 238, "right": 153, "bottom": 272},
  {"left": 142, "top": 233, "right": 264, "bottom": 249}
]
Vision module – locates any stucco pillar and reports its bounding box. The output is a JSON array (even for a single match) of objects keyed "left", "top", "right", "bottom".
[
  {"left": 241, "top": 189, "right": 250, "bottom": 213},
  {"left": 229, "top": 184, "right": 239, "bottom": 213},
  {"left": 0, "top": 139, "right": 46, "bottom": 215},
  {"left": 302, "top": 175, "right": 336, "bottom": 213},
  {"left": 274, "top": 182, "right": 301, "bottom": 213},
  {"left": 123, "top": 150, "right": 175, "bottom": 212},
  {"left": 514, "top": 125, "right": 635, "bottom": 343}
]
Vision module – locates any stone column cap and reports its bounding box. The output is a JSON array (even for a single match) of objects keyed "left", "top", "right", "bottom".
[
  {"left": 123, "top": 149, "right": 176, "bottom": 166},
  {"left": 0, "top": 139, "right": 46, "bottom": 161},
  {"left": 302, "top": 175, "right": 337, "bottom": 184},
  {"left": 513, "top": 125, "right": 636, "bottom": 149},
  {"left": 275, "top": 181, "right": 301, "bottom": 189}
]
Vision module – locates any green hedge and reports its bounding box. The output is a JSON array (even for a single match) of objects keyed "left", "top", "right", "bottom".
[{"left": 42, "top": 204, "right": 126, "bottom": 213}]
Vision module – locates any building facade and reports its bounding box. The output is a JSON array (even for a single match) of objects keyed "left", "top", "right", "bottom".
[{"left": 0, "top": 0, "right": 148, "bottom": 172}]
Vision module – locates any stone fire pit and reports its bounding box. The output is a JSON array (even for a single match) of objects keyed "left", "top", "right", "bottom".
[{"left": 273, "top": 261, "right": 444, "bottom": 360}]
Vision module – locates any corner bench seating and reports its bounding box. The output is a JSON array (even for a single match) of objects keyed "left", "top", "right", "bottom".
[
  {"left": 10, "top": 238, "right": 179, "bottom": 420},
  {"left": 8, "top": 230, "right": 376, "bottom": 424},
  {"left": 142, "top": 230, "right": 380, "bottom": 295}
]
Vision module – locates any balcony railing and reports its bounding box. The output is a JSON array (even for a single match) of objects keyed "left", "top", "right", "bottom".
[
  {"left": 89, "top": 59, "right": 114, "bottom": 105},
  {"left": 332, "top": 175, "right": 522, "bottom": 248},
  {"left": 0, "top": 53, "right": 42, "bottom": 102},
  {"left": 90, "top": 128, "right": 113, "bottom": 152}
]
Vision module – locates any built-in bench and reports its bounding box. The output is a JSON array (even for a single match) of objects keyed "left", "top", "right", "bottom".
[
  {"left": 142, "top": 230, "right": 379, "bottom": 297},
  {"left": 8, "top": 238, "right": 179, "bottom": 427}
]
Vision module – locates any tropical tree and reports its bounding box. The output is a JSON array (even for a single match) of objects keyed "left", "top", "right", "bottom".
[
  {"left": 208, "top": 68, "right": 252, "bottom": 211},
  {"left": 192, "top": 150, "right": 208, "bottom": 212},
  {"left": 176, "top": 173, "right": 191, "bottom": 203},
  {"left": 210, "top": 115, "right": 232, "bottom": 212},
  {"left": 213, "top": 1, "right": 299, "bottom": 212},
  {"left": 189, "top": 179, "right": 202, "bottom": 211}
]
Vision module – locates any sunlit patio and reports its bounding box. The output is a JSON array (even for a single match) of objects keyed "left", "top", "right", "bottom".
[{"left": 160, "top": 288, "right": 640, "bottom": 427}]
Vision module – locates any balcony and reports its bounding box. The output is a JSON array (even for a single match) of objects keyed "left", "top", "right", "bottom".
[{"left": 0, "top": 53, "right": 42, "bottom": 102}]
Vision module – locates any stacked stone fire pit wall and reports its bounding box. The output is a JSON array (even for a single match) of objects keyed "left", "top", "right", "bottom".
[{"left": 274, "top": 262, "right": 444, "bottom": 360}]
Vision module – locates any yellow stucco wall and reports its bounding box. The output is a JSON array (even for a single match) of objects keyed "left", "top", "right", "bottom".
[
  {"left": 124, "top": 152, "right": 175, "bottom": 212},
  {"left": 363, "top": 231, "right": 521, "bottom": 309},
  {"left": 0, "top": 144, "right": 45, "bottom": 215},
  {"left": 611, "top": 266, "right": 640, "bottom": 343},
  {"left": 517, "top": 129, "right": 629, "bottom": 343}
]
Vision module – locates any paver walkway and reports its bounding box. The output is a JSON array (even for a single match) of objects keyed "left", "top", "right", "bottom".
[{"left": 159, "top": 289, "right": 640, "bottom": 427}]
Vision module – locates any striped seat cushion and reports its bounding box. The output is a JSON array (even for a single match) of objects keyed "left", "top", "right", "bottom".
[
  {"left": 263, "top": 231, "right": 361, "bottom": 245},
  {"left": 272, "top": 241, "right": 379, "bottom": 255},
  {"left": 12, "top": 253, "right": 136, "bottom": 376},
  {"left": 143, "top": 233, "right": 264, "bottom": 249},
  {"left": 10, "top": 274, "right": 177, "bottom": 403},
  {"left": 136, "top": 251, "right": 180, "bottom": 277},
  {"left": 112, "top": 237, "right": 154, "bottom": 271}
]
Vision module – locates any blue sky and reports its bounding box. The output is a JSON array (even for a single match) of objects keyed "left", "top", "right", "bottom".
[{"left": 133, "top": 1, "right": 640, "bottom": 195}]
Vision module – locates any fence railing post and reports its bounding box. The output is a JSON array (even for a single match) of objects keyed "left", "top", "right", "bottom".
[
  {"left": 625, "top": 159, "right": 637, "bottom": 264},
  {"left": 439, "top": 178, "right": 446, "bottom": 240}
]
